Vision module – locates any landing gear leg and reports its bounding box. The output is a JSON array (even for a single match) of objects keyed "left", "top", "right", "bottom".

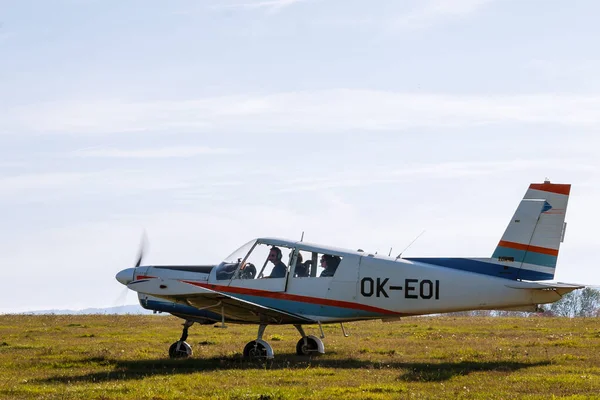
[
  {"left": 169, "top": 320, "right": 194, "bottom": 359},
  {"left": 243, "top": 324, "right": 274, "bottom": 360},
  {"left": 294, "top": 324, "right": 325, "bottom": 356}
]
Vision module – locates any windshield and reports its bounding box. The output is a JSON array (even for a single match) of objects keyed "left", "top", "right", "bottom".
[
  {"left": 222, "top": 239, "right": 256, "bottom": 263},
  {"left": 214, "top": 239, "right": 257, "bottom": 281}
]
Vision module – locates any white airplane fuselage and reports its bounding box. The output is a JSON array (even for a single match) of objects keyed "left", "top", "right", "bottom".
[{"left": 120, "top": 244, "right": 565, "bottom": 324}]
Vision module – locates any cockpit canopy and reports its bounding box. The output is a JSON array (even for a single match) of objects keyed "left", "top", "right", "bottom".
[{"left": 213, "top": 238, "right": 343, "bottom": 281}]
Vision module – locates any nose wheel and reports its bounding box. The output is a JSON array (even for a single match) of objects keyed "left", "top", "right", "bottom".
[
  {"left": 169, "top": 341, "right": 192, "bottom": 358},
  {"left": 169, "top": 320, "right": 194, "bottom": 359},
  {"left": 243, "top": 340, "right": 269, "bottom": 359}
]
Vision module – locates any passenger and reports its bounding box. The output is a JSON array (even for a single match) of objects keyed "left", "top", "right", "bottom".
[
  {"left": 293, "top": 253, "right": 310, "bottom": 277},
  {"left": 320, "top": 254, "right": 341, "bottom": 277},
  {"left": 266, "top": 246, "right": 287, "bottom": 278}
]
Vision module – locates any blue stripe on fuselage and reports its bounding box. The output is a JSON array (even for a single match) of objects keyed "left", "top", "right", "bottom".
[{"left": 405, "top": 258, "right": 554, "bottom": 281}]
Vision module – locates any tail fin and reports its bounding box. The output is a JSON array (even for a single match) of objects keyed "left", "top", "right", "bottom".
[{"left": 492, "top": 180, "right": 570, "bottom": 280}]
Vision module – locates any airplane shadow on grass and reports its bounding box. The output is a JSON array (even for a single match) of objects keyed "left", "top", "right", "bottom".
[{"left": 39, "top": 354, "right": 550, "bottom": 384}]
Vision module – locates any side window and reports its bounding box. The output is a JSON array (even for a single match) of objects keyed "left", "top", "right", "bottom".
[
  {"left": 236, "top": 243, "right": 292, "bottom": 279},
  {"left": 319, "top": 253, "right": 342, "bottom": 277},
  {"left": 291, "top": 251, "right": 342, "bottom": 278},
  {"left": 292, "top": 250, "right": 311, "bottom": 277}
]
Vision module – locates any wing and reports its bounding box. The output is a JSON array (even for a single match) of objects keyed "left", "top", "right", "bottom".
[{"left": 128, "top": 278, "right": 315, "bottom": 324}]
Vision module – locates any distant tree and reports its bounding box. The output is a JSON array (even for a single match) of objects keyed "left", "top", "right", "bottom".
[
  {"left": 548, "top": 291, "right": 577, "bottom": 317},
  {"left": 445, "top": 289, "right": 600, "bottom": 318},
  {"left": 544, "top": 288, "right": 600, "bottom": 317},
  {"left": 577, "top": 288, "right": 600, "bottom": 317}
]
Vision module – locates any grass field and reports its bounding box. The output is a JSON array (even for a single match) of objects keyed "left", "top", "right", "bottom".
[{"left": 0, "top": 314, "right": 599, "bottom": 399}]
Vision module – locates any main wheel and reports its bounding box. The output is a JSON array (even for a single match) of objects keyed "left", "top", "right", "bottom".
[
  {"left": 296, "top": 337, "right": 320, "bottom": 356},
  {"left": 243, "top": 340, "right": 267, "bottom": 360},
  {"left": 169, "top": 341, "right": 192, "bottom": 359}
]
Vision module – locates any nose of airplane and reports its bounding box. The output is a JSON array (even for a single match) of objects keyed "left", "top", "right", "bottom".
[{"left": 116, "top": 268, "right": 135, "bottom": 285}]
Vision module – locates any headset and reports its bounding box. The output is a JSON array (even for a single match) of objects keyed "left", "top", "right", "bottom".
[{"left": 269, "top": 246, "right": 282, "bottom": 261}]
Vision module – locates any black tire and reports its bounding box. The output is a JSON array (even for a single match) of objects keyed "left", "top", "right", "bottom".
[
  {"left": 243, "top": 340, "right": 267, "bottom": 360},
  {"left": 169, "top": 341, "right": 192, "bottom": 359},
  {"left": 296, "top": 337, "right": 319, "bottom": 356}
]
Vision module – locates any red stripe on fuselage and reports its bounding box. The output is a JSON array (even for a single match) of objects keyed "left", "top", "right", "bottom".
[
  {"left": 181, "top": 281, "right": 399, "bottom": 316},
  {"left": 136, "top": 275, "right": 157, "bottom": 280},
  {"left": 497, "top": 240, "right": 559, "bottom": 256}
]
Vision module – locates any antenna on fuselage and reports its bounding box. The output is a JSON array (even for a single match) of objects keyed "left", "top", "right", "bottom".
[
  {"left": 388, "top": 247, "right": 393, "bottom": 257},
  {"left": 300, "top": 231, "right": 304, "bottom": 242},
  {"left": 395, "top": 230, "right": 426, "bottom": 261}
]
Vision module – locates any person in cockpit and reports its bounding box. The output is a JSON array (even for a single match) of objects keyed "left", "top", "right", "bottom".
[
  {"left": 293, "top": 252, "right": 310, "bottom": 277},
  {"left": 266, "top": 246, "right": 287, "bottom": 278},
  {"left": 320, "top": 254, "right": 341, "bottom": 277}
]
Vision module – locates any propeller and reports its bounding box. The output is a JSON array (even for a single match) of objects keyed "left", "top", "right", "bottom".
[
  {"left": 134, "top": 230, "right": 149, "bottom": 268},
  {"left": 116, "top": 230, "right": 149, "bottom": 286}
]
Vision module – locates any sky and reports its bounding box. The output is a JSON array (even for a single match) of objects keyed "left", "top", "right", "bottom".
[{"left": 1, "top": 0, "right": 599, "bottom": 312}]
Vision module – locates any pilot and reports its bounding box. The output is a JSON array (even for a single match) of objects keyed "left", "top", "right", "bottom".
[
  {"left": 320, "top": 254, "right": 341, "bottom": 277},
  {"left": 267, "top": 246, "right": 287, "bottom": 278}
]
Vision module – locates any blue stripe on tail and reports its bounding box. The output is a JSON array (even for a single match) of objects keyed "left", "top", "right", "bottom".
[{"left": 491, "top": 246, "right": 557, "bottom": 268}]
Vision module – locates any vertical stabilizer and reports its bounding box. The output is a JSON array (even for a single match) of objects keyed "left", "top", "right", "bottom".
[{"left": 492, "top": 181, "right": 570, "bottom": 280}]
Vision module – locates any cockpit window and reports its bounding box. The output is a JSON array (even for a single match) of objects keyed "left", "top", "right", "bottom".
[
  {"left": 291, "top": 250, "right": 342, "bottom": 278},
  {"left": 319, "top": 253, "right": 341, "bottom": 277},
  {"left": 244, "top": 243, "right": 292, "bottom": 279},
  {"left": 214, "top": 239, "right": 256, "bottom": 281},
  {"left": 214, "top": 240, "right": 296, "bottom": 281},
  {"left": 215, "top": 241, "right": 343, "bottom": 281}
]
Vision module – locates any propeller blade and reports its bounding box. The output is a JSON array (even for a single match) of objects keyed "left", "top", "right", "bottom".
[
  {"left": 134, "top": 230, "right": 148, "bottom": 268},
  {"left": 134, "top": 251, "right": 143, "bottom": 269},
  {"left": 114, "top": 286, "right": 130, "bottom": 307}
]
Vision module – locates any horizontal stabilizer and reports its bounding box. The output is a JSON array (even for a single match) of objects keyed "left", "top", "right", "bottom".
[{"left": 505, "top": 281, "right": 584, "bottom": 296}]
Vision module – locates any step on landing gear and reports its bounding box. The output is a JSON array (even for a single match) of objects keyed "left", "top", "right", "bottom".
[
  {"left": 169, "top": 320, "right": 194, "bottom": 359},
  {"left": 243, "top": 324, "right": 274, "bottom": 360}
]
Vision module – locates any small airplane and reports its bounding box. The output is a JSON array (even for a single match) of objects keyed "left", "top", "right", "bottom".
[{"left": 116, "top": 180, "right": 584, "bottom": 360}]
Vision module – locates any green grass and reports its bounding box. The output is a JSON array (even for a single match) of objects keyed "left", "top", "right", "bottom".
[{"left": 0, "top": 315, "right": 599, "bottom": 399}]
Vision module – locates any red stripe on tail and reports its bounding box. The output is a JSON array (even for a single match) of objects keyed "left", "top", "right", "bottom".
[{"left": 497, "top": 240, "right": 559, "bottom": 256}]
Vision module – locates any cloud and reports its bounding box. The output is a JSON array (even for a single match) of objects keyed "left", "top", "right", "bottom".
[
  {"left": 390, "top": 0, "right": 495, "bottom": 30},
  {"left": 3, "top": 90, "right": 600, "bottom": 135},
  {"left": 0, "top": 170, "right": 191, "bottom": 198},
  {"left": 0, "top": 32, "right": 16, "bottom": 43},
  {"left": 277, "top": 159, "right": 599, "bottom": 193},
  {"left": 213, "top": 0, "right": 311, "bottom": 13},
  {"left": 0, "top": 172, "right": 89, "bottom": 192},
  {"left": 527, "top": 59, "right": 600, "bottom": 88},
  {"left": 71, "top": 145, "right": 241, "bottom": 159}
]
